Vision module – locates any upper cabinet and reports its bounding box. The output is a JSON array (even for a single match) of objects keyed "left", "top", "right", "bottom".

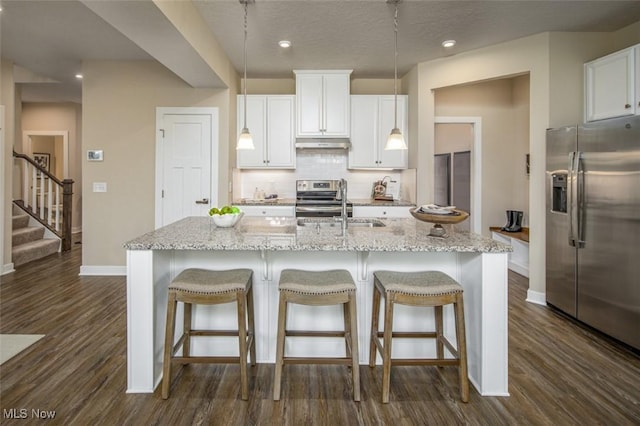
[
  {"left": 349, "top": 95, "right": 408, "bottom": 169},
  {"left": 585, "top": 44, "right": 639, "bottom": 122},
  {"left": 294, "top": 70, "right": 352, "bottom": 138},
  {"left": 237, "top": 95, "right": 295, "bottom": 169}
]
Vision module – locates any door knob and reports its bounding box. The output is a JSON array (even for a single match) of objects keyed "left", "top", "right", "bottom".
[{"left": 195, "top": 198, "right": 209, "bottom": 204}]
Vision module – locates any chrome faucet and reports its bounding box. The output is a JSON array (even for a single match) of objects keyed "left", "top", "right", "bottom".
[{"left": 339, "top": 178, "right": 348, "bottom": 234}]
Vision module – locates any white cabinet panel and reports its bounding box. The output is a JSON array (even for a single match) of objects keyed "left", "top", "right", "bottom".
[
  {"left": 349, "top": 95, "right": 408, "bottom": 169},
  {"left": 295, "top": 70, "right": 351, "bottom": 138},
  {"left": 352, "top": 206, "right": 413, "bottom": 218},
  {"left": 241, "top": 206, "right": 295, "bottom": 217},
  {"left": 237, "top": 95, "right": 295, "bottom": 169},
  {"left": 585, "top": 45, "right": 638, "bottom": 121}
]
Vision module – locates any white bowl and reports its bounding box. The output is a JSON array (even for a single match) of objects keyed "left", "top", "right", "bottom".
[{"left": 211, "top": 212, "right": 242, "bottom": 228}]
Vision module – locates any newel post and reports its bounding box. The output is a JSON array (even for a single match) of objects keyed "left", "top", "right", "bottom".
[{"left": 62, "top": 179, "right": 74, "bottom": 251}]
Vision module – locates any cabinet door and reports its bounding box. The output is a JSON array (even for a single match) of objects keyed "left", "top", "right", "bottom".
[
  {"left": 296, "top": 74, "right": 323, "bottom": 137},
  {"left": 237, "top": 95, "right": 267, "bottom": 168},
  {"left": 378, "top": 96, "right": 408, "bottom": 168},
  {"left": 348, "top": 96, "right": 378, "bottom": 168},
  {"left": 266, "top": 96, "right": 295, "bottom": 168},
  {"left": 352, "top": 206, "right": 413, "bottom": 218},
  {"left": 241, "top": 206, "right": 295, "bottom": 217},
  {"left": 585, "top": 47, "right": 635, "bottom": 121},
  {"left": 323, "top": 73, "right": 350, "bottom": 137}
]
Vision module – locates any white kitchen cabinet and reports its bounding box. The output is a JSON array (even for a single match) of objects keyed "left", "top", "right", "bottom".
[
  {"left": 237, "top": 95, "right": 295, "bottom": 169},
  {"left": 240, "top": 205, "right": 295, "bottom": 217},
  {"left": 585, "top": 44, "right": 639, "bottom": 122},
  {"left": 352, "top": 206, "right": 413, "bottom": 218},
  {"left": 294, "top": 70, "right": 352, "bottom": 138},
  {"left": 349, "top": 95, "right": 408, "bottom": 169}
]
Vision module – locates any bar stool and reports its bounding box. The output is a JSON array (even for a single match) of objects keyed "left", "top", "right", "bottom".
[
  {"left": 161, "top": 268, "right": 255, "bottom": 400},
  {"left": 273, "top": 269, "right": 360, "bottom": 401},
  {"left": 369, "top": 270, "right": 469, "bottom": 403}
]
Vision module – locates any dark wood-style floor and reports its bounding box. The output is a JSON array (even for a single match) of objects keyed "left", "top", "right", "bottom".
[{"left": 1, "top": 242, "right": 639, "bottom": 425}]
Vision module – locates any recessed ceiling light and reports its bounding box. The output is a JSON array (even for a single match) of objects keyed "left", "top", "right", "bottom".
[
  {"left": 75, "top": 74, "right": 83, "bottom": 79},
  {"left": 278, "top": 40, "right": 291, "bottom": 48},
  {"left": 442, "top": 40, "right": 456, "bottom": 48}
]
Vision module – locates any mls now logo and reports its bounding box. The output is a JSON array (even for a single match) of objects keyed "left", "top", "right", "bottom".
[{"left": 4, "top": 408, "right": 56, "bottom": 419}]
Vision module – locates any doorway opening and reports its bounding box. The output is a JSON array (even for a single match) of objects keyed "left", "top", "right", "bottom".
[
  {"left": 434, "top": 118, "right": 481, "bottom": 234},
  {"left": 23, "top": 130, "right": 69, "bottom": 180}
]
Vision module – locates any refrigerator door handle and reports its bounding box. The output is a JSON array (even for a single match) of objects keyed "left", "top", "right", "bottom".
[
  {"left": 576, "top": 153, "right": 586, "bottom": 248},
  {"left": 567, "top": 152, "right": 577, "bottom": 247}
]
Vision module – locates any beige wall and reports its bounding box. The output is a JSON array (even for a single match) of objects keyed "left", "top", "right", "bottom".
[
  {"left": 613, "top": 20, "right": 640, "bottom": 49},
  {"left": 435, "top": 123, "right": 473, "bottom": 154},
  {"left": 82, "top": 60, "right": 231, "bottom": 267},
  {"left": 21, "top": 103, "right": 83, "bottom": 232},
  {"left": 1, "top": 60, "right": 15, "bottom": 270}
]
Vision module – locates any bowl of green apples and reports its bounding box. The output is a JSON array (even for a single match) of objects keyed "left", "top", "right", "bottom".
[{"left": 209, "top": 205, "right": 243, "bottom": 227}]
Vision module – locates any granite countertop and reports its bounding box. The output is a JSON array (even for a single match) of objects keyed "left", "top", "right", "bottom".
[{"left": 124, "top": 216, "right": 511, "bottom": 253}]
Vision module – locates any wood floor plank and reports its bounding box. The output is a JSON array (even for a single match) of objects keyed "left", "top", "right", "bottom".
[{"left": 1, "top": 243, "right": 639, "bottom": 425}]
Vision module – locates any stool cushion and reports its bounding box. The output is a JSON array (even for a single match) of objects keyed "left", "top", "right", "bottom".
[
  {"left": 169, "top": 268, "right": 252, "bottom": 295},
  {"left": 374, "top": 271, "right": 462, "bottom": 296},
  {"left": 279, "top": 269, "right": 355, "bottom": 295}
]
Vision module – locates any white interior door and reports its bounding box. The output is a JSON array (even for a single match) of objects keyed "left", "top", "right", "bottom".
[{"left": 156, "top": 108, "right": 218, "bottom": 228}]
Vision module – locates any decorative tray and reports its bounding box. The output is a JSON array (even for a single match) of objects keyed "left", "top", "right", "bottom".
[{"left": 409, "top": 207, "right": 469, "bottom": 224}]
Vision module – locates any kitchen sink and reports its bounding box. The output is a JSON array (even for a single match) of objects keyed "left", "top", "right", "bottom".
[{"left": 296, "top": 218, "right": 386, "bottom": 228}]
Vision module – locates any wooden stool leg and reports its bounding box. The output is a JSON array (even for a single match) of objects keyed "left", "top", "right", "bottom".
[
  {"left": 161, "top": 293, "right": 178, "bottom": 399},
  {"left": 247, "top": 284, "right": 256, "bottom": 366},
  {"left": 348, "top": 292, "right": 361, "bottom": 401},
  {"left": 434, "top": 305, "right": 444, "bottom": 362},
  {"left": 369, "top": 283, "right": 381, "bottom": 368},
  {"left": 381, "top": 292, "right": 394, "bottom": 404},
  {"left": 236, "top": 291, "right": 249, "bottom": 401},
  {"left": 273, "top": 292, "right": 288, "bottom": 401},
  {"left": 343, "top": 301, "right": 352, "bottom": 360},
  {"left": 455, "top": 294, "right": 469, "bottom": 402},
  {"left": 183, "top": 302, "right": 192, "bottom": 358}
]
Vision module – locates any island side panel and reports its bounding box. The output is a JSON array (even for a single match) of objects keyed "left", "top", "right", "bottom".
[
  {"left": 126, "top": 249, "right": 171, "bottom": 393},
  {"left": 458, "top": 251, "right": 509, "bottom": 396}
]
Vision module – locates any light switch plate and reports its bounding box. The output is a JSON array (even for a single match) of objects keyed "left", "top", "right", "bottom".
[{"left": 93, "top": 182, "right": 107, "bottom": 192}]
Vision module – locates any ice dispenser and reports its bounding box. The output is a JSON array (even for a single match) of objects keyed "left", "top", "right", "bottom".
[{"left": 551, "top": 173, "right": 567, "bottom": 213}]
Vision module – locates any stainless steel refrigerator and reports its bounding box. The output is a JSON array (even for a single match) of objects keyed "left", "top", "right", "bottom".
[{"left": 546, "top": 115, "right": 640, "bottom": 351}]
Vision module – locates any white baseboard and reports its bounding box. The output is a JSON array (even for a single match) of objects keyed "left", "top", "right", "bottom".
[
  {"left": 526, "top": 289, "right": 546, "bottom": 306},
  {"left": 508, "top": 261, "right": 529, "bottom": 278},
  {"left": 1, "top": 262, "right": 15, "bottom": 276},
  {"left": 79, "top": 265, "right": 126, "bottom": 276}
]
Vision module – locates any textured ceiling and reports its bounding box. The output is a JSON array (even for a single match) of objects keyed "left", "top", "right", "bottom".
[{"left": 2, "top": 0, "right": 640, "bottom": 103}]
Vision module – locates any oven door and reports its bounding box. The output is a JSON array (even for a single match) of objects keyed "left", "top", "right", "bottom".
[{"left": 295, "top": 204, "right": 353, "bottom": 218}]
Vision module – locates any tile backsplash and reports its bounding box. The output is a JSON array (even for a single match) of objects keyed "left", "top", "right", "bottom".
[{"left": 234, "top": 150, "right": 414, "bottom": 200}]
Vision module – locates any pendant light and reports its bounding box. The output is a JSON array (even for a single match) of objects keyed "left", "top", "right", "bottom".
[
  {"left": 385, "top": 0, "right": 407, "bottom": 150},
  {"left": 237, "top": 0, "right": 255, "bottom": 150}
]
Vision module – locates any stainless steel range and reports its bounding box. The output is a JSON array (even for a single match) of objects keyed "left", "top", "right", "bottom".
[{"left": 295, "top": 180, "right": 353, "bottom": 218}]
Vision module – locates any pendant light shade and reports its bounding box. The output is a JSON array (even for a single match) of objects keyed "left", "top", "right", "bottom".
[
  {"left": 237, "top": 0, "right": 255, "bottom": 150},
  {"left": 385, "top": 0, "right": 408, "bottom": 151}
]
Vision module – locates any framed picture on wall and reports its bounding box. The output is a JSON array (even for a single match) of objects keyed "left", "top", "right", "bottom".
[{"left": 33, "top": 152, "right": 50, "bottom": 173}]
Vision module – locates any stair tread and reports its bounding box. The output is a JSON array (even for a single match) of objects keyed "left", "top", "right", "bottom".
[
  {"left": 12, "top": 226, "right": 43, "bottom": 236},
  {"left": 12, "top": 238, "right": 60, "bottom": 252}
]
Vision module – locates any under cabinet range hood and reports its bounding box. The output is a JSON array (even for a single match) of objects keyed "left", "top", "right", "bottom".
[{"left": 295, "top": 138, "right": 351, "bottom": 149}]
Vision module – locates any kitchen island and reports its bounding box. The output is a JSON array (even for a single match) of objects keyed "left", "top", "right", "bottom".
[{"left": 124, "top": 216, "right": 511, "bottom": 396}]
